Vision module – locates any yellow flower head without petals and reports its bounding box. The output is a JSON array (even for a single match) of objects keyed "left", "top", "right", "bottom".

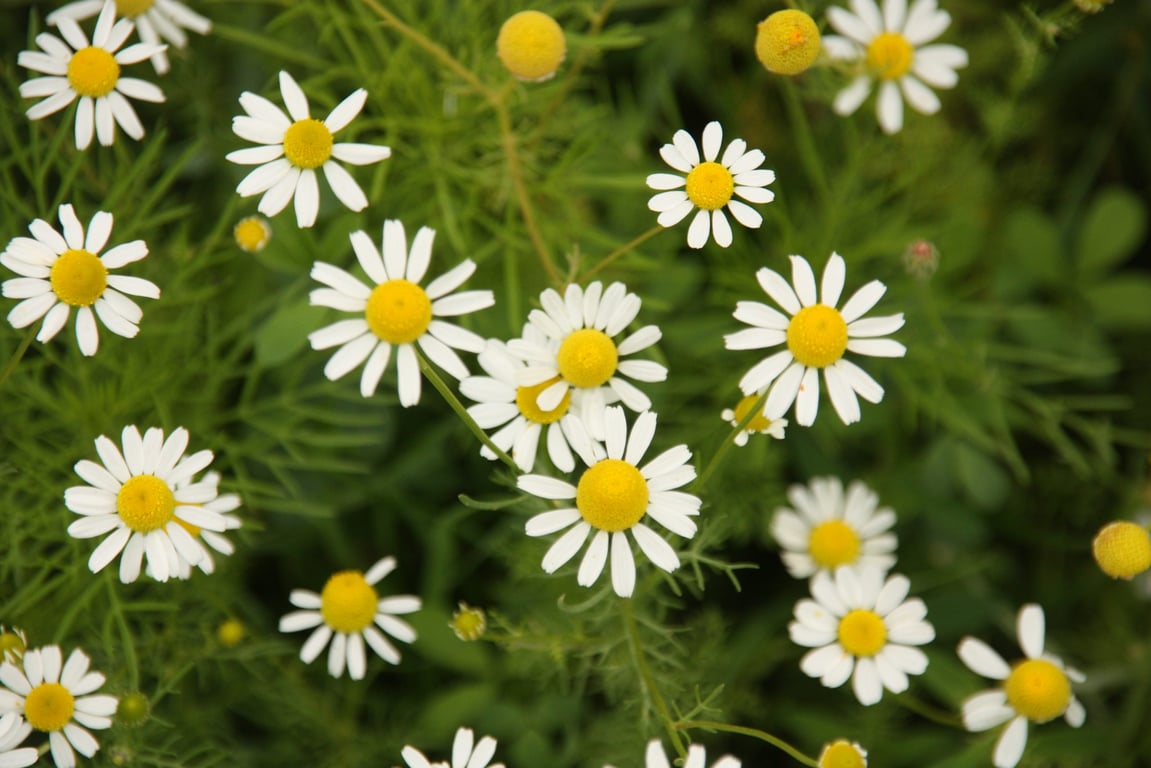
[
  {"left": 1092, "top": 520, "right": 1151, "bottom": 580},
  {"left": 755, "top": 10, "right": 822, "bottom": 76},
  {"left": 497, "top": 10, "right": 566, "bottom": 82}
]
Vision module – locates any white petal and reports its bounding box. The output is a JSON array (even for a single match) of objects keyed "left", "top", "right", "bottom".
[
  {"left": 876, "top": 80, "right": 904, "bottom": 134},
  {"left": 1017, "top": 604, "right": 1045, "bottom": 659},
  {"left": 686, "top": 209, "right": 711, "bottom": 249},
  {"left": 610, "top": 531, "right": 636, "bottom": 597},
  {"left": 577, "top": 529, "right": 610, "bottom": 587},
  {"left": 992, "top": 716, "right": 1029, "bottom": 768},
  {"left": 834, "top": 76, "right": 873, "bottom": 117},
  {"left": 958, "top": 638, "right": 1010, "bottom": 680}
]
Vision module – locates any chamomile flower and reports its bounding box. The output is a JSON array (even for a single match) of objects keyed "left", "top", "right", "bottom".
[
  {"left": 640, "top": 740, "right": 740, "bottom": 768},
  {"left": 233, "top": 215, "right": 271, "bottom": 253},
  {"left": 0, "top": 627, "right": 28, "bottom": 666},
  {"left": 308, "top": 219, "right": 494, "bottom": 407},
  {"left": 64, "top": 426, "right": 227, "bottom": 583},
  {"left": 47, "top": 0, "right": 211, "bottom": 74},
  {"left": 508, "top": 281, "right": 666, "bottom": 440},
  {"left": 227, "top": 70, "right": 391, "bottom": 228},
  {"left": 518, "top": 407, "right": 700, "bottom": 598},
  {"left": 823, "top": 0, "right": 968, "bottom": 134},
  {"left": 724, "top": 253, "right": 905, "bottom": 426},
  {"left": 496, "top": 10, "right": 566, "bottom": 82},
  {"left": 2, "top": 205, "right": 160, "bottom": 357},
  {"left": 958, "top": 604, "right": 1085, "bottom": 768},
  {"left": 17, "top": 0, "right": 165, "bottom": 149},
  {"left": 647, "top": 121, "right": 775, "bottom": 249},
  {"left": 155, "top": 471, "right": 242, "bottom": 580},
  {"left": 0, "top": 645, "right": 117, "bottom": 768},
  {"left": 818, "top": 740, "right": 868, "bottom": 768},
  {"left": 721, "top": 392, "right": 788, "bottom": 446},
  {"left": 402, "top": 726, "right": 504, "bottom": 768},
  {"left": 771, "top": 477, "right": 897, "bottom": 579},
  {"left": 0, "top": 712, "right": 37, "bottom": 768},
  {"left": 790, "top": 565, "right": 934, "bottom": 706},
  {"left": 278, "top": 557, "right": 421, "bottom": 680}
]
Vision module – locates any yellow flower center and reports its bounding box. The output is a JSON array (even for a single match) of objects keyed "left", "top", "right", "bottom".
[
  {"left": 755, "top": 10, "right": 822, "bottom": 76},
  {"left": 516, "top": 376, "right": 571, "bottom": 424},
  {"left": 496, "top": 10, "right": 567, "bottom": 82},
  {"left": 576, "top": 459, "right": 649, "bottom": 532},
  {"left": 116, "top": 0, "right": 155, "bottom": 16},
  {"left": 282, "top": 118, "right": 334, "bottom": 170},
  {"left": 67, "top": 46, "right": 121, "bottom": 99},
  {"left": 0, "top": 632, "right": 25, "bottom": 661},
  {"left": 1092, "top": 521, "right": 1151, "bottom": 580},
  {"left": 50, "top": 248, "right": 108, "bottom": 307},
  {"left": 866, "top": 32, "right": 914, "bottom": 80},
  {"left": 556, "top": 329, "right": 618, "bottom": 388},
  {"left": 1005, "top": 659, "right": 1071, "bottom": 723},
  {"left": 217, "top": 619, "right": 245, "bottom": 647},
  {"left": 450, "top": 603, "right": 487, "bottom": 642},
  {"left": 365, "top": 279, "right": 433, "bottom": 344},
  {"left": 116, "top": 475, "right": 176, "bottom": 532},
  {"left": 685, "top": 161, "right": 735, "bottom": 211},
  {"left": 24, "top": 683, "right": 75, "bottom": 732},
  {"left": 320, "top": 570, "right": 378, "bottom": 633},
  {"left": 732, "top": 394, "right": 772, "bottom": 432},
  {"left": 808, "top": 520, "right": 861, "bottom": 569},
  {"left": 786, "top": 304, "right": 848, "bottom": 368},
  {"left": 837, "top": 609, "right": 887, "bottom": 657},
  {"left": 819, "top": 741, "right": 866, "bottom": 768},
  {"left": 233, "top": 216, "right": 271, "bottom": 253}
]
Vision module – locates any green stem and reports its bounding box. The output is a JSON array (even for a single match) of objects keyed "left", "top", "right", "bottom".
[
  {"left": 104, "top": 573, "right": 140, "bottom": 689},
  {"left": 0, "top": 328, "right": 36, "bottom": 393},
  {"left": 620, "top": 598, "right": 687, "bottom": 758},
  {"left": 578, "top": 224, "right": 665, "bottom": 281},
  {"left": 675, "top": 720, "right": 818, "bottom": 767},
  {"left": 778, "top": 79, "right": 831, "bottom": 207},
  {"left": 893, "top": 693, "right": 964, "bottom": 728},
  {"left": 693, "top": 389, "right": 770, "bottom": 492}
]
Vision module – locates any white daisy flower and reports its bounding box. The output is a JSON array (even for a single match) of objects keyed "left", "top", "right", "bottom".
[
  {"left": 0, "top": 627, "right": 28, "bottom": 666},
  {"left": 647, "top": 120, "right": 775, "bottom": 249},
  {"left": 958, "top": 604, "right": 1086, "bottom": 768},
  {"left": 790, "top": 565, "right": 935, "bottom": 706},
  {"left": 47, "top": 0, "right": 210, "bottom": 74},
  {"left": 402, "top": 726, "right": 504, "bottom": 768},
  {"left": 1, "top": 204, "right": 160, "bottom": 357},
  {"left": 517, "top": 406, "right": 701, "bottom": 598},
  {"left": 17, "top": 0, "right": 165, "bottom": 149},
  {"left": 64, "top": 425, "right": 228, "bottom": 583},
  {"left": 637, "top": 740, "right": 740, "bottom": 768},
  {"left": 720, "top": 391, "right": 788, "bottom": 446},
  {"left": 771, "top": 476, "right": 897, "bottom": 579},
  {"left": 308, "top": 219, "right": 494, "bottom": 407},
  {"left": 818, "top": 740, "right": 868, "bottom": 768},
  {"left": 0, "top": 712, "right": 37, "bottom": 768},
  {"left": 152, "top": 471, "right": 242, "bottom": 580},
  {"left": 508, "top": 281, "right": 666, "bottom": 440},
  {"left": 0, "top": 645, "right": 118, "bottom": 768},
  {"left": 724, "top": 252, "right": 906, "bottom": 426},
  {"left": 823, "top": 0, "right": 969, "bottom": 134},
  {"left": 278, "top": 556, "right": 421, "bottom": 681},
  {"left": 226, "top": 70, "right": 391, "bottom": 228}
]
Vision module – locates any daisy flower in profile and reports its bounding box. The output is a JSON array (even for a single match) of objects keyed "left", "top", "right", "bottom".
[
  {"left": 721, "top": 391, "right": 787, "bottom": 446},
  {"left": 227, "top": 70, "right": 391, "bottom": 228},
  {"left": 822, "top": 0, "right": 969, "bottom": 134},
  {"left": 1, "top": 204, "right": 159, "bottom": 356},
  {"left": 0, "top": 627, "right": 28, "bottom": 665},
  {"left": 818, "top": 740, "right": 868, "bottom": 768},
  {"left": 958, "top": 604, "right": 1085, "bottom": 768},
  {"left": 508, "top": 281, "right": 665, "bottom": 440},
  {"left": 308, "top": 219, "right": 493, "bottom": 407},
  {"left": 156, "top": 471, "right": 242, "bottom": 580},
  {"left": 0, "top": 712, "right": 37, "bottom": 768},
  {"left": 518, "top": 407, "right": 700, "bottom": 598},
  {"left": 0, "top": 645, "right": 118, "bottom": 768},
  {"left": 64, "top": 426, "right": 228, "bottom": 583},
  {"left": 402, "top": 726, "right": 504, "bottom": 768},
  {"left": 790, "top": 565, "right": 934, "bottom": 705},
  {"left": 771, "top": 476, "right": 897, "bottom": 579},
  {"left": 647, "top": 121, "right": 775, "bottom": 249},
  {"left": 278, "top": 556, "right": 421, "bottom": 680},
  {"left": 47, "top": 0, "right": 210, "bottom": 74},
  {"left": 724, "top": 253, "right": 905, "bottom": 426},
  {"left": 18, "top": 0, "right": 164, "bottom": 150},
  {"left": 635, "top": 739, "right": 740, "bottom": 768}
]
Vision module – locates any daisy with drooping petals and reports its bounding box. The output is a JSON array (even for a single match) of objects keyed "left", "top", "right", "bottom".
[
  {"left": 818, "top": 740, "right": 868, "bottom": 768},
  {"left": 279, "top": 557, "right": 421, "bottom": 680},
  {"left": 48, "top": 0, "right": 211, "bottom": 75},
  {"left": 508, "top": 281, "right": 665, "bottom": 440},
  {"left": 64, "top": 426, "right": 228, "bottom": 583},
  {"left": 0, "top": 645, "right": 118, "bottom": 768},
  {"left": 647, "top": 121, "right": 775, "bottom": 249},
  {"left": 18, "top": 0, "right": 165, "bottom": 149},
  {"left": 632, "top": 739, "right": 740, "bottom": 768},
  {"left": 724, "top": 253, "right": 905, "bottom": 426},
  {"left": 790, "top": 565, "right": 934, "bottom": 706},
  {"left": 721, "top": 391, "right": 788, "bottom": 446},
  {"left": 822, "top": 0, "right": 969, "bottom": 134},
  {"left": 1, "top": 204, "right": 160, "bottom": 357},
  {"left": 958, "top": 604, "right": 1085, "bottom": 768},
  {"left": 518, "top": 406, "right": 700, "bottom": 598},
  {"left": 0, "top": 712, "right": 37, "bottom": 768},
  {"left": 227, "top": 70, "right": 391, "bottom": 228},
  {"left": 402, "top": 726, "right": 504, "bottom": 768},
  {"left": 308, "top": 219, "right": 494, "bottom": 407},
  {"left": 771, "top": 476, "right": 897, "bottom": 579}
]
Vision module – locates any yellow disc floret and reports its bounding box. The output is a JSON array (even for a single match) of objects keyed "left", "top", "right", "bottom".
[
  {"left": 837, "top": 609, "right": 887, "bottom": 657},
  {"left": 685, "top": 162, "right": 735, "bottom": 211},
  {"left": 576, "top": 459, "right": 649, "bottom": 532},
  {"left": 1092, "top": 521, "right": 1151, "bottom": 580},
  {"left": 283, "top": 118, "right": 334, "bottom": 170},
  {"left": 819, "top": 740, "right": 867, "bottom": 768},
  {"left": 117, "top": 475, "right": 176, "bottom": 532},
  {"left": 516, "top": 376, "right": 571, "bottom": 424},
  {"left": 866, "top": 32, "right": 914, "bottom": 80},
  {"left": 50, "top": 249, "right": 108, "bottom": 307},
  {"left": 1005, "top": 659, "right": 1071, "bottom": 723},
  {"left": 787, "top": 304, "right": 848, "bottom": 368},
  {"left": 557, "top": 328, "right": 618, "bottom": 388},
  {"left": 365, "top": 279, "right": 433, "bottom": 344},
  {"left": 450, "top": 603, "right": 487, "bottom": 642},
  {"left": 732, "top": 394, "right": 772, "bottom": 432},
  {"left": 67, "top": 47, "right": 120, "bottom": 99},
  {"left": 0, "top": 629, "right": 26, "bottom": 664},
  {"left": 217, "top": 619, "right": 245, "bottom": 647},
  {"left": 755, "top": 10, "right": 822, "bottom": 76},
  {"left": 234, "top": 216, "right": 272, "bottom": 253},
  {"left": 496, "top": 10, "right": 566, "bottom": 82},
  {"left": 808, "top": 520, "right": 861, "bottom": 569},
  {"left": 116, "top": 0, "right": 155, "bottom": 16},
  {"left": 320, "top": 570, "right": 378, "bottom": 633},
  {"left": 24, "top": 683, "right": 75, "bottom": 732}
]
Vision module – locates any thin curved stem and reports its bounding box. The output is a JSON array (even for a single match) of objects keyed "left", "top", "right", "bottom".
[
  {"left": 620, "top": 598, "right": 688, "bottom": 759},
  {"left": 496, "top": 102, "right": 562, "bottom": 285},
  {"left": 893, "top": 693, "right": 965, "bottom": 728},
  {"left": 0, "top": 328, "right": 36, "bottom": 393},
  {"left": 675, "top": 720, "right": 818, "bottom": 767},
  {"left": 578, "top": 224, "right": 665, "bottom": 281},
  {"left": 693, "top": 389, "right": 770, "bottom": 492}
]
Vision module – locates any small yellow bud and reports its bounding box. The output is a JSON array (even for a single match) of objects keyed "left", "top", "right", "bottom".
[
  {"left": 755, "top": 10, "right": 822, "bottom": 76},
  {"left": 818, "top": 739, "right": 868, "bottom": 768},
  {"left": 234, "top": 215, "right": 271, "bottom": 253},
  {"left": 450, "top": 602, "right": 487, "bottom": 641},
  {"left": 1093, "top": 521, "right": 1151, "bottom": 580},
  {"left": 497, "top": 10, "right": 566, "bottom": 82},
  {"left": 217, "top": 618, "right": 246, "bottom": 647}
]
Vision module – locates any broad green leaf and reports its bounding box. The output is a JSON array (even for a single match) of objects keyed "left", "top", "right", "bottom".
[
  {"left": 1085, "top": 276, "right": 1151, "bottom": 329},
  {"left": 254, "top": 302, "right": 326, "bottom": 367},
  {"left": 1077, "top": 187, "right": 1147, "bottom": 274},
  {"left": 1002, "top": 206, "right": 1061, "bottom": 285}
]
